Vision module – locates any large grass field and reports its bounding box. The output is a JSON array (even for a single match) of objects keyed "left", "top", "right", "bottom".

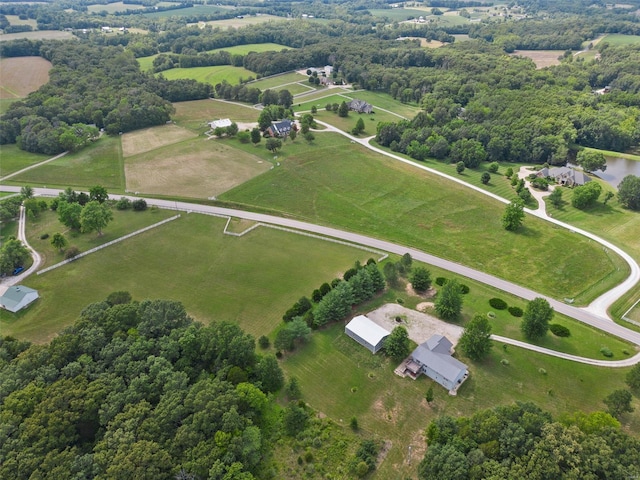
[
  {"left": 247, "top": 72, "right": 309, "bottom": 90},
  {"left": 0, "top": 213, "right": 370, "bottom": 343},
  {"left": 121, "top": 124, "right": 197, "bottom": 157},
  {"left": 172, "top": 99, "right": 259, "bottom": 132},
  {"left": 219, "top": 132, "right": 625, "bottom": 303},
  {"left": 281, "top": 323, "right": 640, "bottom": 479},
  {"left": 207, "top": 42, "right": 292, "bottom": 55},
  {"left": 124, "top": 136, "right": 271, "bottom": 198},
  {"left": 600, "top": 34, "right": 640, "bottom": 45},
  {"left": 158, "top": 65, "right": 256, "bottom": 85},
  {"left": 0, "top": 144, "right": 50, "bottom": 177},
  {"left": 0, "top": 30, "right": 74, "bottom": 42},
  {"left": 8, "top": 135, "right": 124, "bottom": 190},
  {"left": 136, "top": 54, "right": 157, "bottom": 72},
  {"left": 196, "top": 14, "right": 285, "bottom": 29}
]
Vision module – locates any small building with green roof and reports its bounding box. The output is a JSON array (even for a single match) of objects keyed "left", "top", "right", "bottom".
[{"left": 0, "top": 285, "right": 39, "bottom": 313}]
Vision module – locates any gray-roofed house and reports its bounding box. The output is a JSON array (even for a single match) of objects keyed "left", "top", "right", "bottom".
[
  {"left": 267, "top": 119, "right": 295, "bottom": 138},
  {"left": 345, "top": 315, "right": 391, "bottom": 354},
  {"left": 405, "top": 334, "right": 468, "bottom": 394},
  {"left": 537, "top": 166, "right": 591, "bottom": 187},
  {"left": 0, "top": 285, "right": 39, "bottom": 313},
  {"left": 347, "top": 99, "right": 374, "bottom": 114}
]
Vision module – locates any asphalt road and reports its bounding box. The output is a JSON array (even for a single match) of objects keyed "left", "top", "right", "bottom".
[{"left": 3, "top": 185, "right": 640, "bottom": 362}]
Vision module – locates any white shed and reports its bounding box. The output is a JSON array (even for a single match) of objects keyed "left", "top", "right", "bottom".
[
  {"left": 0, "top": 285, "right": 39, "bottom": 313},
  {"left": 345, "top": 315, "right": 390, "bottom": 354}
]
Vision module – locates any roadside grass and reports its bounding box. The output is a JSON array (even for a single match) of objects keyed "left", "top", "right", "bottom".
[
  {"left": 121, "top": 124, "right": 197, "bottom": 157},
  {"left": 124, "top": 136, "right": 271, "bottom": 198},
  {"left": 220, "top": 132, "right": 623, "bottom": 303},
  {"left": 7, "top": 136, "right": 124, "bottom": 190},
  {"left": 207, "top": 42, "right": 292, "bottom": 55},
  {"left": 292, "top": 87, "right": 354, "bottom": 104},
  {"left": 0, "top": 145, "right": 50, "bottom": 177},
  {"left": 158, "top": 65, "right": 256, "bottom": 86},
  {"left": 338, "top": 90, "right": 422, "bottom": 119},
  {"left": 247, "top": 72, "right": 308, "bottom": 90},
  {"left": 0, "top": 213, "right": 370, "bottom": 343},
  {"left": 173, "top": 99, "right": 258, "bottom": 132},
  {"left": 600, "top": 34, "right": 640, "bottom": 46},
  {"left": 25, "top": 207, "right": 176, "bottom": 269},
  {"left": 272, "top": 82, "right": 315, "bottom": 95},
  {"left": 281, "top": 322, "right": 640, "bottom": 479}
]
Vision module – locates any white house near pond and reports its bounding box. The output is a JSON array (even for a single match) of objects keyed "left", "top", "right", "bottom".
[{"left": 345, "top": 315, "right": 390, "bottom": 354}]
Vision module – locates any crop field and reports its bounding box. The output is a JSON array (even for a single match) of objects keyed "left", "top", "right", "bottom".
[
  {"left": 600, "top": 34, "right": 640, "bottom": 45},
  {"left": 207, "top": 42, "right": 292, "bottom": 55},
  {"left": 198, "top": 14, "right": 285, "bottom": 29},
  {"left": 0, "top": 30, "right": 74, "bottom": 42},
  {"left": 157, "top": 65, "right": 255, "bottom": 86},
  {"left": 281, "top": 323, "right": 639, "bottom": 479},
  {"left": 0, "top": 56, "right": 51, "bottom": 98},
  {"left": 4, "top": 14, "right": 37, "bottom": 27},
  {"left": 9, "top": 135, "right": 124, "bottom": 190},
  {"left": 141, "top": 4, "right": 229, "bottom": 18},
  {"left": 511, "top": 50, "right": 564, "bottom": 68},
  {"left": 247, "top": 72, "right": 309, "bottom": 90},
  {"left": 121, "top": 124, "right": 197, "bottom": 157},
  {"left": 0, "top": 213, "right": 370, "bottom": 342},
  {"left": 172, "top": 99, "right": 259, "bottom": 132},
  {"left": 368, "top": 8, "right": 435, "bottom": 21},
  {"left": 87, "top": 1, "right": 146, "bottom": 13},
  {"left": 220, "top": 132, "right": 624, "bottom": 302},
  {"left": 124, "top": 136, "right": 270, "bottom": 198},
  {"left": 0, "top": 144, "right": 49, "bottom": 177}
]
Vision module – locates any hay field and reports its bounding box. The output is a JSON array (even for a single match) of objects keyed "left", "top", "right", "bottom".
[
  {"left": 0, "top": 30, "right": 74, "bottom": 42},
  {"left": 158, "top": 65, "right": 255, "bottom": 85},
  {"left": 87, "top": 1, "right": 146, "bottom": 13},
  {"left": 511, "top": 50, "right": 564, "bottom": 68},
  {"left": 207, "top": 42, "right": 292, "bottom": 55},
  {"left": 199, "top": 14, "right": 285, "bottom": 29},
  {"left": 125, "top": 137, "right": 270, "bottom": 198},
  {"left": 0, "top": 56, "right": 51, "bottom": 98},
  {"left": 121, "top": 124, "right": 197, "bottom": 157}
]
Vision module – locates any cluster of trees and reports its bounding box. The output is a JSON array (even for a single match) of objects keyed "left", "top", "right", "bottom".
[
  {"left": 51, "top": 186, "right": 113, "bottom": 236},
  {"left": 419, "top": 402, "right": 640, "bottom": 479}
]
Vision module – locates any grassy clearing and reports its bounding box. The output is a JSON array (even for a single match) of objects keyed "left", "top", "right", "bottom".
[
  {"left": 511, "top": 50, "right": 564, "bottom": 68},
  {"left": 196, "top": 14, "right": 285, "bottom": 28},
  {"left": 121, "top": 124, "right": 197, "bottom": 157},
  {"left": 158, "top": 65, "right": 255, "bottom": 86},
  {"left": 0, "top": 56, "right": 51, "bottom": 98},
  {"left": 220, "top": 132, "right": 623, "bottom": 303},
  {"left": 4, "top": 14, "right": 38, "bottom": 27},
  {"left": 600, "top": 34, "right": 640, "bottom": 46},
  {"left": 281, "top": 323, "right": 639, "bottom": 479},
  {"left": 368, "top": 8, "right": 433, "bottom": 21},
  {"left": 173, "top": 99, "right": 259, "bottom": 132},
  {"left": 0, "top": 98, "right": 17, "bottom": 114},
  {"left": 125, "top": 136, "right": 270, "bottom": 198},
  {"left": 136, "top": 54, "right": 158, "bottom": 72},
  {"left": 0, "top": 31, "right": 74, "bottom": 42},
  {"left": 8, "top": 136, "right": 124, "bottom": 190},
  {"left": 248, "top": 72, "right": 309, "bottom": 90},
  {"left": 141, "top": 4, "right": 228, "bottom": 18},
  {"left": 208, "top": 42, "right": 292, "bottom": 55},
  {"left": 0, "top": 144, "right": 50, "bottom": 177},
  {"left": 1, "top": 213, "right": 370, "bottom": 343}
]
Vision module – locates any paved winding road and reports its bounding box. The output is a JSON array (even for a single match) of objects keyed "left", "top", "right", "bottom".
[{"left": 2, "top": 185, "right": 640, "bottom": 366}]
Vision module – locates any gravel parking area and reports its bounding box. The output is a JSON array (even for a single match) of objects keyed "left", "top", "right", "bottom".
[{"left": 366, "top": 303, "right": 463, "bottom": 345}]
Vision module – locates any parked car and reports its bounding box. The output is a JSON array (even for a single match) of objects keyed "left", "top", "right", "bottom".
[{"left": 12, "top": 266, "right": 24, "bottom": 276}]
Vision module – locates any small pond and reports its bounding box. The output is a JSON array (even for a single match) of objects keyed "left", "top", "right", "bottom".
[{"left": 592, "top": 156, "right": 640, "bottom": 188}]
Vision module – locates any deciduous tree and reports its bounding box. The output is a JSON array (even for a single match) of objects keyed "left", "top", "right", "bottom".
[
  {"left": 51, "top": 233, "right": 67, "bottom": 252},
  {"left": 435, "top": 279, "right": 463, "bottom": 321},
  {"left": 250, "top": 127, "right": 262, "bottom": 146},
  {"left": 617, "top": 175, "right": 640, "bottom": 210},
  {"left": 384, "top": 326, "right": 410, "bottom": 361},
  {"left": 576, "top": 150, "right": 606, "bottom": 172},
  {"left": 502, "top": 199, "right": 525, "bottom": 231},
  {"left": 458, "top": 314, "right": 492, "bottom": 361},
  {"left": 89, "top": 185, "right": 108, "bottom": 203},
  {"left": 411, "top": 267, "right": 432, "bottom": 292},
  {"left": 521, "top": 297, "right": 554, "bottom": 340},
  {"left": 80, "top": 201, "right": 113, "bottom": 236},
  {"left": 603, "top": 389, "right": 634, "bottom": 418}
]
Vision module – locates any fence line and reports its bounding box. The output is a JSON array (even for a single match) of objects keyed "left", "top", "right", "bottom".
[{"left": 37, "top": 215, "right": 180, "bottom": 275}]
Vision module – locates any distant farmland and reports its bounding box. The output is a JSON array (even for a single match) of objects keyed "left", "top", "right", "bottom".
[
  {"left": 0, "top": 56, "right": 52, "bottom": 98},
  {"left": 207, "top": 42, "right": 292, "bottom": 55}
]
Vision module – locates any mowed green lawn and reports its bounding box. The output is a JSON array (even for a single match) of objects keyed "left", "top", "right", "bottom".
[
  {"left": 220, "top": 133, "right": 625, "bottom": 303},
  {"left": 281, "top": 324, "right": 639, "bottom": 479},
  {"left": 173, "top": 99, "right": 259, "bottom": 132},
  {"left": 158, "top": 65, "right": 255, "bottom": 85},
  {"left": 1, "top": 213, "right": 370, "bottom": 343},
  {"left": 7, "top": 136, "right": 124, "bottom": 190},
  {"left": 207, "top": 42, "right": 292, "bottom": 55},
  {"left": 0, "top": 144, "right": 50, "bottom": 177},
  {"left": 600, "top": 34, "right": 640, "bottom": 45},
  {"left": 247, "top": 72, "right": 309, "bottom": 90}
]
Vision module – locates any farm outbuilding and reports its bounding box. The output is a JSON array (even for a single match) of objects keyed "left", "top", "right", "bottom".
[
  {"left": 0, "top": 285, "right": 39, "bottom": 313},
  {"left": 345, "top": 315, "right": 390, "bottom": 354}
]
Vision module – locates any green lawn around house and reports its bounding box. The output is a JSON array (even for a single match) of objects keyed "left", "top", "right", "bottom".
[{"left": 173, "top": 99, "right": 259, "bottom": 133}]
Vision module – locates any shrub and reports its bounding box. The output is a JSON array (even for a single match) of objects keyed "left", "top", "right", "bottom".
[
  {"left": 500, "top": 359, "right": 510, "bottom": 366},
  {"left": 549, "top": 324, "right": 571, "bottom": 337},
  {"left": 275, "top": 350, "right": 283, "bottom": 358},
  {"left": 435, "top": 277, "right": 447, "bottom": 286},
  {"left": 539, "top": 368, "right": 547, "bottom": 375},
  {"left": 116, "top": 197, "right": 132, "bottom": 210},
  {"left": 132, "top": 198, "right": 147, "bottom": 211},
  {"left": 258, "top": 335, "right": 270, "bottom": 349},
  {"left": 508, "top": 306, "right": 523, "bottom": 317},
  {"left": 600, "top": 347, "right": 613, "bottom": 358},
  {"left": 64, "top": 246, "right": 80, "bottom": 259},
  {"left": 40, "top": 233, "right": 49, "bottom": 240},
  {"left": 396, "top": 298, "right": 404, "bottom": 304},
  {"left": 459, "top": 284, "right": 470, "bottom": 294},
  {"left": 505, "top": 167, "right": 514, "bottom": 178},
  {"left": 489, "top": 298, "right": 508, "bottom": 310},
  {"left": 304, "top": 451, "right": 314, "bottom": 463}
]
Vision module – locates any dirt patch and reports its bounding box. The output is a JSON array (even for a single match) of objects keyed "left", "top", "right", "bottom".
[
  {"left": 0, "top": 56, "right": 52, "bottom": 98},
  {"left": 125, "top": 138, "right": 270, "bottom": 198},
  {"left": 405, "top": 283, "right": 436, "bottom": 298},
  {"left": 366, "top": 303, "right": 463, "bottom": 345},
  {"left": 510, "top": 50, "right": 565, "bottom": 69},
  {"left": 416, "top": 302, "right": 434, "bottom": 312},
  {"left": 121, "top": 124, "right": 197, "bottom": 157}
]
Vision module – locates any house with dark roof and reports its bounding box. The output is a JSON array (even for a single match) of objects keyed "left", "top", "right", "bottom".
[
  {"left": 0, "top": 285, "right": 39, "bottom": 313},
  {"left": 345, "top": 315, "right": 390, "bottom": 354},
  {"left": 347, "top": 99, "right": 374, "bottom": 114},
  {"left": 404, "top": 335, "right": 468, "bottom": 394},
  {"left": 267, "top": 119, "right": 295, "bottom": 138},
  {"left": 538, "top": 166, "right": 591, "bottom": 187}
]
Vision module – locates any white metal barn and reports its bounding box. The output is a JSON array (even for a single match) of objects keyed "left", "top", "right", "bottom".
[{"left": 345, "top": 315, "right": 390, "bottom": 354}]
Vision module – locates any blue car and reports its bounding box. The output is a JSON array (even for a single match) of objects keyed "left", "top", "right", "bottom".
[{"left": 13, "top": 266, "right": 24, "bottom": 275}]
